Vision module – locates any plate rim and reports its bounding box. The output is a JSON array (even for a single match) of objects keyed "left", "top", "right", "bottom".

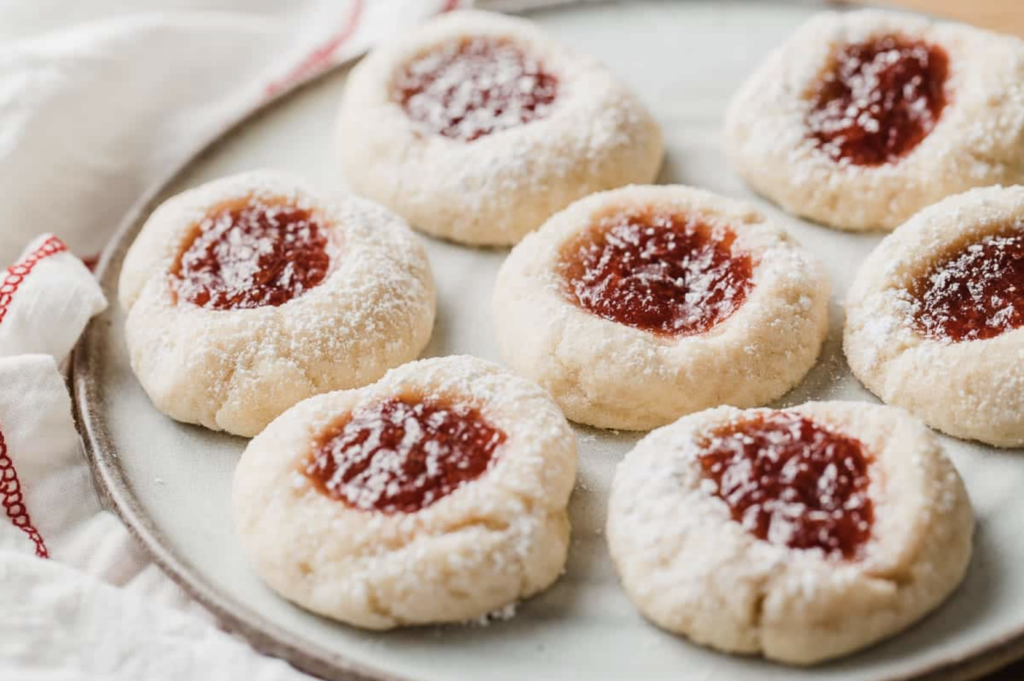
[{"left": 69, "top": 2, "right": 1024, "bottom": 680}]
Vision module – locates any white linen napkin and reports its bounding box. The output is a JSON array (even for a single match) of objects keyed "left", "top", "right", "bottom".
[{"left": 0, "top": 1, "right": 466, "bottom": 678}]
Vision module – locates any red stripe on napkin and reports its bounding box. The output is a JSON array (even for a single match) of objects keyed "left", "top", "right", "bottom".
[
  {"left": 0, "top": 236, "right": 68, "bottom": 328},
  {"left": 263, "top": 0, "right": 467, "bottom": 100},
  {"left": 0, "top": 427, "right": 49, "bottom": 558},
  {"left": 264, "top": 0, "right": 365, "bottom": 98},
  {"left": 0, "top": 236, "right": 67, "bottom": 558}
]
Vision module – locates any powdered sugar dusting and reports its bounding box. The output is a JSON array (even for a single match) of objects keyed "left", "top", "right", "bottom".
[
  {"left": 557, "top": 209, "right": 754, "bottom": 336},
  {"left": 607, "top": 398, "right": 972, "bottom": 660},
  {"left": 395, "top": 37, "right": 557, "bottom": 142},
  {"left": 173, "top": 198, "right": 331, "bottom": 310},
  {"left": 843, "top": 187, "right": 1024, "bottom": 445},
  {"left": 234, "top": 356, "right": 576, "bottom": 628},
  {"left": 911, "top": 226, "right": 1024, "bottom": 342},
  {"left": 305, "top": 396, "right": 506, "bottom": 513},
  {"left": 121, "top": 171, "right": 436, "bottom": 437},
  {"left": 724, "top": 10, "right": 1024, "bottom": 231},
  {"left": 808, "top": 34, "right": 948, "bottom": 166},
  {"left": 336, "top": 10, "right": 663, "bottom": 244},
  {"left": 697, "top": 412, "right": 874, "bottom": 560}
]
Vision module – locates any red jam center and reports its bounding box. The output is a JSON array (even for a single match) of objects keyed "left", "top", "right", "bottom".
[
  {"left": 305, "top": 397, "right": 507, "bottom": 514},
  {"left": 558, "top": 210, "right": 754, "bottom": 336},
  {"left": 912, "top": 230, "right": 1024, "bottom": 342},
  {"left": 174, "top": 199, "right": 330, "bottom": 310},
  {"left": 698, "top": 412, "right": 874, "bottom": 559},
  {"left": 808, "top": 35, "right": 949, "bottom": 166},
  {"left": 395, "top": 37, "right": 558, "bottom": 142}
]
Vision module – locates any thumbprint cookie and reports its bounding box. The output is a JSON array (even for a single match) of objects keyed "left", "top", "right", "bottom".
[
  {"left": 607, "top": 402, "right": 973, "bottom": 665},
  {"left": 232, "top": 356, "right": 577, "bottom": 628},
  {"left": 726, "top": 10, "right": 1024, "bottom": 231},
  {"left": 119, "top": 171, "right": 435, "bottom": 437},
  {"left": 336, "top": 10, "right": 663, "bottom": 246},
  {"left": 492, "top": 185, "right": 829, "bottom": 430},
  {"left": 846, "top": 185, "right": 1024, "bottom": 446}
]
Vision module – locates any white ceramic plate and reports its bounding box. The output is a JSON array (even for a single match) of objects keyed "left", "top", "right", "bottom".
[{"left": 73, "top": 2, "right": 1024, "bottom": 680}]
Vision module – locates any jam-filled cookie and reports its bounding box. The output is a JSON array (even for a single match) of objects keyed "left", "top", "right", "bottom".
[
  {"left": 846, "top": 185, "right": 1024, "bottom": 447},
  {"left": 336, "top": 10, "right": 663, "bottom": 246},
  {"left": 725, "top": 10, "right": 1024, "bottom": 231},
  {"left": 232, "top": 356, "right": 577, "bottom": 628},
  {"left": 492, "top": 185, "right": 829, "bottom": 431},
  {"left": 119, "top": 171, "right": 435, "bottom": 437},
  {"left": 607, "top": 402, "right": 973, "bottom": 665}
]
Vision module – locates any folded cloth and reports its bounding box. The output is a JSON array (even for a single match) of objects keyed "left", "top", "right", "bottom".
[
  {"left": 0, "top": 235, "right": 106, "bottom": 562},
  {"left": 1, "top": 554, "right": 315, "bottom": 679},
  {"left": 0, "top": 1, "right": 466, "bottom": 678}
]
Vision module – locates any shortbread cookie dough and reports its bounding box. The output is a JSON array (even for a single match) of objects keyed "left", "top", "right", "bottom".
[
  {"left": 336, "top": 10, "right": 663, "bottom": 246},
  {"left": 607, "top": 401, "right": 973, "bottom": 665},
  {"left": 845, "top": 185, "right": 1024, "bottom": 447},
  {"left": 119, "top": 171, "right": 435, "bottom": 437},
  {"left": 725, "top": 10, "right": 1024, "bottom": 231},
  {"left": 492, "top": 185, "right": 830, "bottom": 430},
  {"left": 232, "top": 355, "right": 577, "bottom": 628}
]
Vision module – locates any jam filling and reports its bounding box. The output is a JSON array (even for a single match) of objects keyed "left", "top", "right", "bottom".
[
  {"left": 558, "top": 210, "right": 754, "bottom": 336},
  {"left": 698, "top": 412, "right": 874, "bottom": 559},
  {"left": 173, "top": 199, "right": 330, "bottom": 310},
  {"left": 808, "top": 35, "right": 949, "bottom": 166},
  {"left": 911, "top": 230, "right": 1024, "bottom": 342},
  {"left": 395, "top": 37, "right": 558, "bottom": 142},
  {"left": 305, "top": 397, "right": 506, "bottom": 514}
]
